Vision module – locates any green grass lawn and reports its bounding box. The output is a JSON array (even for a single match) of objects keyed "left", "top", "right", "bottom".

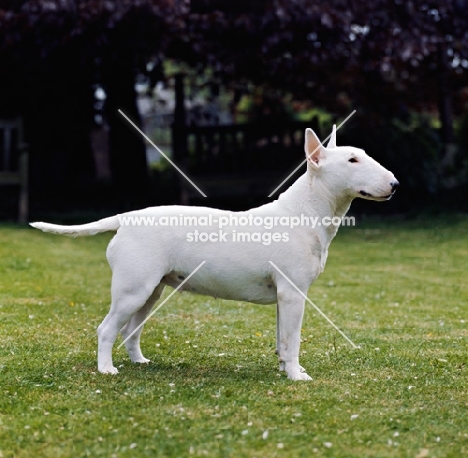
[{"left": 0, "top": 216, "right": 467, "bottom": 457}]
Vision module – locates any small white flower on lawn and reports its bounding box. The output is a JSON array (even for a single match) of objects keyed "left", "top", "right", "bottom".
[
  {"left": 394, "top": 431, "right": 399, "bottom": 437},
  {"left": 247, "top": 421, "right": 253, "bottom": 426},
  {"left": 408, "top": 386, "right": 415, "bottom": 390},
  {"left": 374, "top": 348, "right": 380, "bottom": 352},
  {"left": 95, "top": 389, "right": 101, "bottom": 394},
  {"left": 129, "top": 443, "right": 137, "bottom": 449},
  {"left": 169, "top": 383, "right": 175, "bottom": 387},
  {"left": 242, "top": 430, "right": 248, "bottom": 436},
  {"left": 436, "top": 436, "right": 441, "bottom": 442},
  {"left": 277, "top": 443, "right": 284, "bottom": 449},
  {"left": 350, "top": 414, "right": 359, "bottom": 420},
  {"left": 218, "top": 353, "right": 225, "bottom": 356},
  {"left": 262, "top": 430, "right": 269, "bottom": 440},
  {"left": 324, "top": 442, "right": 332, "bottom": 448}
]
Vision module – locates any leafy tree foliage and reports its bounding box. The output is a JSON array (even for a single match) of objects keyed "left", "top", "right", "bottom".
[
  {"left": 183, "top": 0, "right": 468, "bottom": 119},
  {"left": 1, "top": 0, "right": 467, "bottom": 207},
  {"left": 0, "top": 0, "right": 177, "bottom": 205}
]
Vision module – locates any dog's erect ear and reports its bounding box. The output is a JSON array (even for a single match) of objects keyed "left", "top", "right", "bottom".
[
  {"left": 326, "top": 124, "right": 337, "bottom": 148},
  {"left": 305, "top": 128, "right": 323, "bottom": 168}
]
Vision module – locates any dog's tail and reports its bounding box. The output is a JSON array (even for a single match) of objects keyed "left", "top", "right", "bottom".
[{"left": 30, "top": 215, "right": 120, "bottom": 237}]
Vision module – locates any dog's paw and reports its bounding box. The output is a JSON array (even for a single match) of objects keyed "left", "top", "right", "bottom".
[
  {"left": 279, "top": 362, "right": 306, "bottom": 373},
  {"left": 287, "top": 370, "right": 313, "bottom": 381},
  {"left": 298, "top": 372, "right": 313, "bottom": 381},
  {"left": 285, "top": 364, "right": 313, "bottom": 381},
  {"left": 99, "top": 365, "right": 119, "bottom": 375},
  {"left": 133, "top": 357, "right": 151, "bottom": 364}
]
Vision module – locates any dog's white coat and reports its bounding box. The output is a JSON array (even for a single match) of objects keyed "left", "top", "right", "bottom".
[{"left": 31, "top": 127, "right": 398, "bottom": 380}]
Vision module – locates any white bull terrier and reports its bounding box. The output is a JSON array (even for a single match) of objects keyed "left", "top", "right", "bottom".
[{"left": 31, "top": 126, "right": 398, "bottom": 381}]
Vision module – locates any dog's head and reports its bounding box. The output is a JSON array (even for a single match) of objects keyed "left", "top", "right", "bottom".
[{"left": 305, "top": 126, "right": 399, "bottom": 201}]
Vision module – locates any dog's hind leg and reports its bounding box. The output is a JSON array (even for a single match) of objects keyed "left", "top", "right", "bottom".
[
  {"left": 97, "top": 266, "right": 164, "bottom": 374},
  {"left": 120, "top": 283, "right": 165, "bottom": 364}
]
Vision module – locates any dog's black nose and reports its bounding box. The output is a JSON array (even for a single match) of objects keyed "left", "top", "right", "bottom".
[{"left": 391, "top": 180, "right": 400, "bottom": 191}]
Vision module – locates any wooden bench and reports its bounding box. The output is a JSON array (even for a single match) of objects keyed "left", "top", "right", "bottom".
[{"left": 0, "top": 118, "right": 29, "bottom": 223}]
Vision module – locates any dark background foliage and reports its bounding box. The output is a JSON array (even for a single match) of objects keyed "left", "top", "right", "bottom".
[{"left": 1, "top": 0, "right": 467, "bottom": 218}]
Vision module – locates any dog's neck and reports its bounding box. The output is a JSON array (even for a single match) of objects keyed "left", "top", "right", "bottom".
[
  {"left": 278, "top": 172, "right": 353, "bottom": 218},
  {"left": 277, "top": 172, "right": 353, "bottom": 241}
]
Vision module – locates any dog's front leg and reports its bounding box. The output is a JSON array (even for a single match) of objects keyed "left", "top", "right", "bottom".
[
  {"left": 276, "top": 303, "right": 307, "bottom": 374},
  {"left": 276, "top": 303, "right": 285, "bottom": 371},
  {"left": 276, "top": 286, "right": 312, "bottom": 381}
]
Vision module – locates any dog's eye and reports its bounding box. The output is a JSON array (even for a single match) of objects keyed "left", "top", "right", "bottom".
[{"left": 349, "top": 157, "right": 358, "bottom": 163}]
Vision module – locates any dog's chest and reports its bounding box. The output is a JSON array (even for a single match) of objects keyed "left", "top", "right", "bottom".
[{"left": 161, "top": 270, "right": 277, "bottom": 305}]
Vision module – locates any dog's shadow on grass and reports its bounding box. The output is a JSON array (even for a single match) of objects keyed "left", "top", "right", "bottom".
[{"left": 105, "top": 359, "right": 284, "bottom": 384}]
